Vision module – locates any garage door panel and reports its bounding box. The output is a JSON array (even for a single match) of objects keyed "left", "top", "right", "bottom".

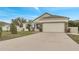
[{"left": 43, "top": 23, "right": 65, "bottom": 32}]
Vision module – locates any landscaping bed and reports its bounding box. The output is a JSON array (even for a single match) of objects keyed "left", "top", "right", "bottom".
[
  {"left": 0, "top": 31, "right": 38, "bottom": 41},
  {"left": 68, "top": 34, "right": 79, "bottom": 44}
]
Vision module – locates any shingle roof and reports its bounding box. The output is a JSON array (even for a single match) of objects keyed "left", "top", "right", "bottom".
[
  {"left": 33, "top": 12, "right": 69, "bottom": 21},
  {"left": 0, "top": 21, "right": 10, "bottom": 26}
]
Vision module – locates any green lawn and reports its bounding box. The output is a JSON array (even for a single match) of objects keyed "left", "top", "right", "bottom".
[
  {"left": 68, "top": 34, "right": 79, "bottom": 44},
  {"left": 0, "top": 31, "right": 37, "bottom": 41}
]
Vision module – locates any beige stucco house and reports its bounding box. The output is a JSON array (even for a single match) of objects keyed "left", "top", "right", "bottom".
[
  {"left": 16, "top": 23, "right": 28, "bottom": 32},
  {"left": 34, "top": 13, "right": 69, "bottom": 32},
  {"left": 2, "top": 24, "right": 10, "bottom": 31}
]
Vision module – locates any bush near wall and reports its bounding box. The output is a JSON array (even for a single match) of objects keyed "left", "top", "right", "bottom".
[{"left": 10, "top": 23, "right": 17, "bottom": 34}]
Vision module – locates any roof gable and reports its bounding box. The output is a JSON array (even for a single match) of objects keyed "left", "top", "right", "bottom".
[
  {"left": 39, "top": 13, "right": 52, "bottom": 18},
  {"left": 34, "top": 12, "right": 69, "bottom": 21}
]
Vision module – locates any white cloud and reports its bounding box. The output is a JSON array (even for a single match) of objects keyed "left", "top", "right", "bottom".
[
  {"left": 34, "top": 7, "right": 39, "bottom": 10},
  {"left": 33, "top": 7, "right": 41, "bottom": 12}
]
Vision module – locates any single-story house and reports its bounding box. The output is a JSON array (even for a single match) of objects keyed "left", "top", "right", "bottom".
[
  {"left": 33, "top": 12, "right": 69, "bottom": 32},
  {"left": 2, "top": 24, "right": 10, "bottom": 31},
  {"left": 16, "top": 23, "right": 28, "bottom": 31}
]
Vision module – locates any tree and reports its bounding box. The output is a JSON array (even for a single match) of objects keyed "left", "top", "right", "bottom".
[
  {"left": 0, "top": 26, "right": 2, "bottom": 38},
  {"left": 26, "top": 20, "right": 33, "bottom": 31},
  {"left": 10, "top": 23, "right": 17, "bottom": 34},
  {"left": 68, "top": 20, "right": 79, "bottom": 32},
  {"left": 26, "top": 24, "right": 31, "bottom": 31},
  {"left": 12, "top": 17, "right": 27, "bottom": 28},
  {"left": 75, "top": 21, "right": 79, "bottom": 31},
  {"left": 68, "top": 20, "right": 77, "bottom": 27}
]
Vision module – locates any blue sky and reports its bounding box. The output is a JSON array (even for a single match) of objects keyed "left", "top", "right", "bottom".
[{"left": 0, "top": 7, "right": 79, "bottom": 23}]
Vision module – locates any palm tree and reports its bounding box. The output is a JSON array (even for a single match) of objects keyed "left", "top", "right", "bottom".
[{"left": 12, "top": 17, "right": 27, "bottom": 27}]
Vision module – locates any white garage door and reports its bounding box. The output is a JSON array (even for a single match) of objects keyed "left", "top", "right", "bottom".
[{"left": 43, "top": 23, "right": 65, "bottom": 32}]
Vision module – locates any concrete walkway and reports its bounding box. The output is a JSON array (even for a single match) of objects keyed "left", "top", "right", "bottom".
[{"left": 0, "top": 32, "right": 79, "bottom": 51}]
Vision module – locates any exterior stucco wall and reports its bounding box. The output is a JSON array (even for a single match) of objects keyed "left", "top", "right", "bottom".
[
  {"left": 16, "top": 23, "right": 28, "bottom": 32},
  {"left": 16, "top": 26, "right": 23, "bottom": 32},
  {"left": 2, "top": 25, "right": 10, "bottom": 31},
  {"left": 22, "top": 23, "right": 28, "bottom": 31}
]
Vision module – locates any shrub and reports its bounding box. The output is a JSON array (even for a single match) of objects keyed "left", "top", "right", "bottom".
[
  {"left": 0, "top": 26, "right": 2, "bottom": 38},
  {"left": 10, "top": 23, "right": 17, "bottom": 34},
  {"left": 26, "top": 24, "right": 31, "bottom": 31}
]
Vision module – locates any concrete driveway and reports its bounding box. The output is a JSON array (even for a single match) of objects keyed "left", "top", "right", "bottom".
[{"left": 0, "top": 32, "right": 79, "bottom": 51}]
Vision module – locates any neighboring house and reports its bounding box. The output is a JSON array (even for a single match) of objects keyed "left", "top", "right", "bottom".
[
  {"left": 2, "top": 23, "right": 28, "bottom": 32},
  {"left": 22, "top": 23, "right": 28, "bottom": 31},
  {"left": 2, "top": 24, "right": 10, "bottom": 31},
  {"left": 16, "top": 23, "right": 28, "bottom": 32},
  {"left": 33, "top": 12, "right": 69, "bottom": 32},
  {"left": 16, "top": 26, "right": 23, "bottom": 32},
  {"left": 0, "top": 21, "right": 10, "bottom": 31}
]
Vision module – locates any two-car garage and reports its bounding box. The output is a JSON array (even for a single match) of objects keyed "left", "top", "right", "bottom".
[{"left": 43, "top": 22, "right": 65, "bottom": 32}]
